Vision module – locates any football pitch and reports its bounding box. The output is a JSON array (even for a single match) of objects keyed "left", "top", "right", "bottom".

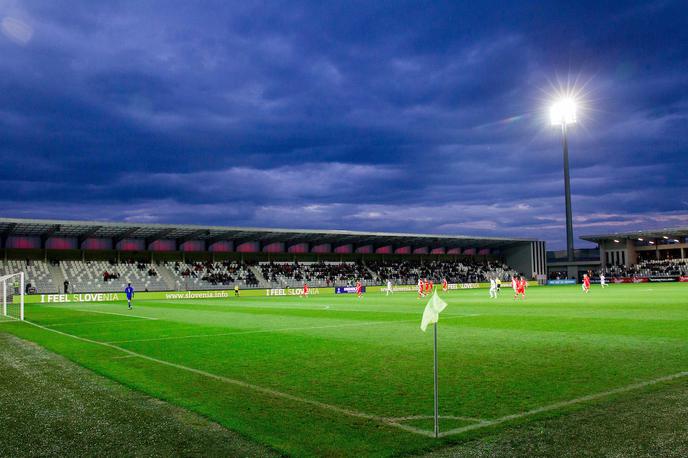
[{"left": 3, "top": 283, "right": 688, "bottom": 456}]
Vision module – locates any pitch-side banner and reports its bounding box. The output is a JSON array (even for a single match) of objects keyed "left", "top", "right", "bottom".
[
  {"left": 612, "top": 277, "right": 649, "bottom": 284},
  {"left": 547, "top": 279, "right": 577, "bottom": 285},
  {"left": 22, "top": 288, "right": 325, "bottom": 304},
  {"left": 681, "top": 276, "right": 688, "bottom": 283},
  {"left": 648, "top": 276, "right": 680, "bottom": 283},
  {"left": 335, "top": 286, "right": 366, "bottom": 294}
]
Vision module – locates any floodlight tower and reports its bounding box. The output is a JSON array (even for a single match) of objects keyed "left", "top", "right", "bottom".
[{"left": 550, "top": 98, "right": 577, "bottom": 264}]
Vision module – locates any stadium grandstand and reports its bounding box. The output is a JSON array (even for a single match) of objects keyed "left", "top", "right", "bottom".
[
  {"left": 0, "top": 217, "right": 547, "bottom": 294},
  {"left": 580, "top": 227, "right": 688, "bottom": 282},
  {"left": 546, "top": 227, "right": 688, "bottom": 283}
]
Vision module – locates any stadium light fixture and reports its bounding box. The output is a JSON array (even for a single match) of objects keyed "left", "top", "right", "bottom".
[
  {"left": 613, "top": 239, "right": 620, "bottom": 243},
  {"left": 649, "top": 241, "right": 655, "bottom": 245},
  {"left": 662, "top": 236, "right": 669, "bottom": 239},
  {"left": 638, "top": 238, "right": 644, "bottom": 241},
  {"left": 550, "top": 97, "right": 577, "bottom": 126},
  {"left": 551, "top": 96, "right": 578, "bottom": 264}
]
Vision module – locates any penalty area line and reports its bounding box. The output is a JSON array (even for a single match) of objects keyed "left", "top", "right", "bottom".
[
  {"left": 74, "top": 309, "right": 158, "bottom": 320},
  {"left": 20, "top": 319, "right": 437, "bottom": 437}
]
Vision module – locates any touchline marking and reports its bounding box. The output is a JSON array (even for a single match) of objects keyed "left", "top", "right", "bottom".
[
  {"left": 50, "top": 318, "right": 150, "bottom": 328},
  {"left": 22, "top": 319, "right": 434, "bottom": 437},
  {"left": 438, "top": 370, "right": 688, "bottom": 438},
  {"left": 106, "top": 314, "right": 481, "bottom": 344},
  {"left": 75, "top": 309, "right": 159, "bottom": 320}
]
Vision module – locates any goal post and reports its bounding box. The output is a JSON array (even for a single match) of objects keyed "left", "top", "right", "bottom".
[{"left": 1, "top": 272, "right": 24, "bottom": 321}]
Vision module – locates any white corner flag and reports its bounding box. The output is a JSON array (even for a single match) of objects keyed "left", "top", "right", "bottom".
[
  {"left": 420, "top": 290, "right": 447, "bottom": 332},
  {"left": 420, "top": 289, "right": 448, "bottom": 438}
]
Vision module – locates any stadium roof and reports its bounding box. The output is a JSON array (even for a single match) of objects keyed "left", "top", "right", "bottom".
[
  {"left": 0, "top": 217, "right": 536, "bottom": 249},
  {"left": 581, "top": 227, "right": 688, "bottom": 243}
]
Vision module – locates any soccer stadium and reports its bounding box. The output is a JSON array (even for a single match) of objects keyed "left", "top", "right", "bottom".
[
  {"left": 2, "top": 2, "right": 688, "bottom": 457},
  {"left": 2, "top": 217, "right": 688, "bottom": 456}
]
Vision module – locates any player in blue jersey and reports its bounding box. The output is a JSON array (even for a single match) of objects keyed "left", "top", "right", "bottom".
[{"left": 125, "top": 283, "right": 134, "bottom": 309}]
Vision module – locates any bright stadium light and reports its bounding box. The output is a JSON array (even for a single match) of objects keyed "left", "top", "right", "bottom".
[
  {"left": 550, "top": 97, "right": 577, "bottom": 126},
  {"left": 662, "top": 236, "right": 669, "bottom": 239},
  {"left": 613, "top": 239, "right": 620, "bottom": 243},
  {"left": 550, "top": 95, "right": 579, "bottom": 267}
]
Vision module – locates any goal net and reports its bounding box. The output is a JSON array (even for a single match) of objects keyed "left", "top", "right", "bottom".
[{"left": 1, "top": 272, "right": 24, "bottom": 321}]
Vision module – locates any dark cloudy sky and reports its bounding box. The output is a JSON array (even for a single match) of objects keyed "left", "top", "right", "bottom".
[{"left": 1, "top": 1, "right": 686, "bottom": 249}]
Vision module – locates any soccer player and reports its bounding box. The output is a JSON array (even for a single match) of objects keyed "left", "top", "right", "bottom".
[
  {"left": 234, "top": 284, "right": 240, "bottom": 296},
  {"left": 517, "top": 276, "right": 527, "bottom": 300},
  {"left": 582, "top": 274, "right": 591, "bottom": 293},
  {"left": 425, "top": 278, "right": 432, "bottom": 295},
  {"left": 496, "top": 277, "right": 502, "bottom": 293},
  {"left": 600, "top": 273, "right": 607, "bottom": 288},
  {"left": 125, "top": 283, "right": 134, "bottom": 310},
  {"left": 511, "top": 275, "right": 518, "bottom": 300},
  {"left": 356, "top": 280, "right": 363, "bottom": 298},
  {"left": 489, "top": 277, "right": 498, "bottom": 298},
  {"left": 418, "top": 278, "right": 425, "bottom": 298},
  {"left": 303, "top": 283, "right": 309, "bottom": 297},
  {"left": 385, "top": 279, "right": 393, "bottom": 296},
  {"left": 442, "top": 278, "right": 448, "bottom": 292}
]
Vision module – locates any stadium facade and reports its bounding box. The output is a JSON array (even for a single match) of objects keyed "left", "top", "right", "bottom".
[
  {"left": 0, "top": 217, "right": 546, "bottom": 288},
  {"left": 581, "top": 228, "right": 688, "bottom": 267}
]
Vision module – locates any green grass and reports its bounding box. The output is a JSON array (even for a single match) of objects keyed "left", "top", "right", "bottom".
[
  {"left": 2, "top": 283, "right": 688, "bottom": 456},
  {"left": 0, "top": 333, "right": 277, "bottom": 457}
]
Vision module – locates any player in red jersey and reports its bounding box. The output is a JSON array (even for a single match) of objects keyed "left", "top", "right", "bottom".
[
  {"left": 582, "top": 274, "right": 591, "bottom": 293},
  {"left": 425, "top": 278, "right": 432, "bottom": 294},
  {"left": 511, "top": 275, "right": 519, "bottom": 300},
  {"left": 303, "top": 283, "right": 309, "bottom": 297},
  {"left": 442, "top": 278, "right": 448, "bottom": 292},
  {"left": 418, "top": 278, "right": 425, "bottom": 298},
  {"left": 356, "top": 280, "right": 363, "bottom": 298},
  {"left": 517, "top": 276, "right": 527, "bottom": 299}
]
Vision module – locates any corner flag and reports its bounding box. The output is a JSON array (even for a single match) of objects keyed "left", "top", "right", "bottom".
[
  {"left": 420, "top": 290, "right": 447, "bottom": 332},
  {"left": 420, "top": 289, "right": 448, "bottom": 438}
]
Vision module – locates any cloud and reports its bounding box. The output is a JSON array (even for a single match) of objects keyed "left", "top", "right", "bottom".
[{"left": 0, "top": 1, "right": 686, "bottom": 249}]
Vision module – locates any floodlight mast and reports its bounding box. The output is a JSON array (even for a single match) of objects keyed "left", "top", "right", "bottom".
[{"left": 551, "top": 98, "right": 577, "bottom": 264}]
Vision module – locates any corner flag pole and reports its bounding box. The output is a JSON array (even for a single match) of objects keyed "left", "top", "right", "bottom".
[
  {"left": 433, "top": 321, "right": 439, "bottom": 438},
  {"left": 421, "top": 290, "right": 446, "bottom": 438}
]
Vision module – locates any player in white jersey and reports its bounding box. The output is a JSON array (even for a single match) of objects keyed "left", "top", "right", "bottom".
[
  {"left": 600, "top": 274, "right": 607, "bottom": 288},
  {"left": 385, "top": 279, "right": 393, "bottom": 296},
  {"left": 511, "top": 275, "right": 518, "bottom": 300},
  {"left": 489, "top": 278, "right": 498, "bottom": 298}
]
